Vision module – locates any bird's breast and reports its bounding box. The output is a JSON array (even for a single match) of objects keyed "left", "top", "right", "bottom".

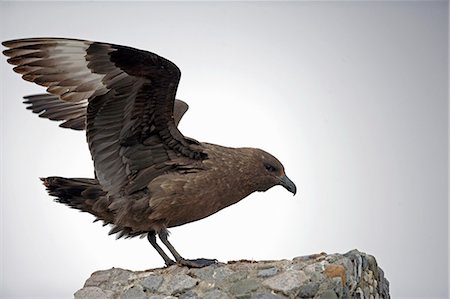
[
  {"left": 148, "top": 170, "right": 254, "bottom": 228},
  {"left": 147, "top": 146, "right": 259, "bottom": 228}
]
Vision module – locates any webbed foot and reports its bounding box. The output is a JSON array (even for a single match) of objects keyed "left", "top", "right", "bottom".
[{"left": 178, "top": 258, "right": 218, "bottom": 268}]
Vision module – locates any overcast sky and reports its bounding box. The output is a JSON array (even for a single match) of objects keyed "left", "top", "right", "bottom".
[{"left": 1, "top": 1, "right": 448, "bottom": 298}]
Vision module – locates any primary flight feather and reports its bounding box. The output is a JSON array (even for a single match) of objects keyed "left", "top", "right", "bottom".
[{"left": 3, "top": 38, "right": 297, "bottom": 267}]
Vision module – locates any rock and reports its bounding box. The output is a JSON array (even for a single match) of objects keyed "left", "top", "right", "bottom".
[
  {"left": 120, "top": 285, "right": 146, "bottom": 299},
  {"left": 189, "top": 265, "right": 235, "bottom": 285},
  {"left": 257, "top": 267, "right": 278, "bottom": 277},
  {"left": 251, "top": 291, "right": 286, "bottom": 299},
  {"left": 84, "top": 268, "right": 133, "bottom": 291},
  {"left": 74, "top": 286, "right": 110, "bottom": 299},
  {"left": 262, "top": 270, "right": 308, "bottom": 295},
  {"left": 315, "top": 290, "right": 339, "bottom": 299},
  {"left": 140, "top": 274, "right": 164, "bottom": 291},
  {"left": 160, "top": 273, "right": 199, "bottom": 295},
  {"left": 75, "top": 250, "right": 390, "bottom": 298},
  {"left": 229, "top": 278, "right": 260, "bottom": 298},
  {"left": 203, "top": 289, "right": 231, "bottom": 299},
  {"left": 179, "top": 290, "right": 199, "bottom": 299},
  {"left": 297, "top": 281, "right": 320, "bottom": 297}
]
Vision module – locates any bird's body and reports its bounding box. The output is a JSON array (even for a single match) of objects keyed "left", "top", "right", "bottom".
[
  {"left": 3, "top": 37, "right": 296, "bottom": 267},
  {"left": 45, "top": 144, "right": 280, "bottom": 236}
]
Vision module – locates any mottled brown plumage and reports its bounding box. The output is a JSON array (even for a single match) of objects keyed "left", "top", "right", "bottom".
[{"left": 3, "top": 37, "right": 296, "bottom": 267}]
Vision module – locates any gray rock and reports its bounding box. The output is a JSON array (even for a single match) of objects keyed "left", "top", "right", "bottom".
[
  {"left": 120, "top": 285, "right": 146, "bottom": 299},
  {"left": 140, "top": 274, "right": 164, "bottom": 291},
  {"left": 74, "top": 286, "right": 110, "bottom": 299},
  {"left": 297, "top": 281, "right": 320, "bottom": 297},
  {"left": 315, "top": 290, "right": 339, "bottom": 299},
  {"left": 225, "top": 271, "right": 248, "bottom": 283},
  {"left": 162, "top": 273, "right": 199, "bottom": 295},
  {"left": 84, "top": 272, "right": 112, "bottom": 287},
  {"left": 229, "top": 278, "right": 260, "bottom": 298},
  {"left": 203, "top": 289, "right": 232, "bottom": 299},
  {"left": 293, "top": 252, "right": 327, "bottom": 262},
  {"left": 251, "top": 291, "right": 286, "bottom": 299},
  {"left": 85, "top": 268, "right": 132, "bottom": 288},
  {"left": 180, "top": 290, "right": 199, "bottom": 299},
  {"left": 317, "top": 276, "right": 347, "bottom": 298},
  {"left": 189, "top": 264, "right": 234, "bottom": 283},
  {"left": 263, "top": 270, "right": 308, "bottom": 296},
  {"left": 354, "top": 287, "right": 364, "bottom": 299},
  {"left": 257, "top": 267, "right": 278, "bottom": 277},
  {"left": 367, "top": 255, "right": 379, "bottom": 277}
]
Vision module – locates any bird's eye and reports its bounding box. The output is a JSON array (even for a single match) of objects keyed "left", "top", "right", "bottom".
[{"left": 264, "top": 163, "right": 277, "bottom": 172}]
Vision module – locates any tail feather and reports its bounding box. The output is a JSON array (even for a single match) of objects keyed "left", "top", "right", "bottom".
[
  {"left": 41, "top": 176, "right": 107, "bottom": 216},
  {"left": 41, "top": 176, "right": 146, "bottom": 239}
]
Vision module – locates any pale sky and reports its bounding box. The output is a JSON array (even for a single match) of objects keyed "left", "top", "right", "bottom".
[{"left": 1, "top": 1, "right": 448, "bottom": 298}]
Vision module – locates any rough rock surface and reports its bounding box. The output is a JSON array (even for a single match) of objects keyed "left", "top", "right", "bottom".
[{"left": 75, "top": 250, "right": 389, "bottom": 299}]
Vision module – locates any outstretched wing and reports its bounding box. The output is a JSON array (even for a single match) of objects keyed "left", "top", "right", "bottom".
[
  {"left": 3, "top": 37, "right": 205, "bottom": 196},
  {"left": 22, "top": 93, "right": 189, "bottom": 130}
]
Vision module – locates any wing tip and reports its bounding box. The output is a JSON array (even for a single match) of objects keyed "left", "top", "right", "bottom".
[
  {"left": 2, "top": 48, "right": 13, "bottom": 58},
  {"left": 1, "top": 38, "right": 33, "bottom": 48},
  {"left": 60, "top": 122, "right": 84, "bottom": 131},
  {"left": 2, "top": 40, "right": 12, "bottom": 47},
  {"left": 3, "top": 37, "right": 90, "bottom": 46}
]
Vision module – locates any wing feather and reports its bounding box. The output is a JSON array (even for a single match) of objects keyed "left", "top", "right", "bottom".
[
  {"left": 23, "top": 94, "right": 87, "bottom": 130},
  {"left": 3, "top": 37, "right": 205, "bottom": 196}
]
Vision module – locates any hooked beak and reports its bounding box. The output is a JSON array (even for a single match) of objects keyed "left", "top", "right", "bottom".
[{"left": 279, "top": 175, "right": 297, "bottom": 195}]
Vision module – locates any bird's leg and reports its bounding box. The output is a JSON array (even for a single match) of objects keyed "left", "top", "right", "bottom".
[
  {"left": 158, "top": 229, "right": 217, "bottom": 268},
  {"left": 147, "top": 231, "right": 176, "bottom": 267},
  {"left": 157, "top": 229, "right": 184, "bottom": 261}
]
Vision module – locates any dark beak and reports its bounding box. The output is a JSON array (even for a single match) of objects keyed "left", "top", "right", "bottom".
[{"left": 279, "top": 175, "right": 297, "bottom": 195}]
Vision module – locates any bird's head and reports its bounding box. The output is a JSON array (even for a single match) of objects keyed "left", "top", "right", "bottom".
[{"left": 251, "top": 148, "right": 297, "bottom": 196}]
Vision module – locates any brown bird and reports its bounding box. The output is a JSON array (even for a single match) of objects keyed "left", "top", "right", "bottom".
[{"left": 2, "top": 38, "right": 297, "bottom": 268}]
